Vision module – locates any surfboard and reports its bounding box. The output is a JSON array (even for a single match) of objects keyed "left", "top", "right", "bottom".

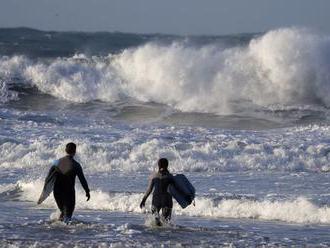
[
  {"left": 37, "top": 162, "right": 59, "bottom": 204},
  {"left": 37, "top": 169, "right": 57, "bottom": 204},
  {"left": 168, "top": 174, "right": 195, "bottom": 209}
]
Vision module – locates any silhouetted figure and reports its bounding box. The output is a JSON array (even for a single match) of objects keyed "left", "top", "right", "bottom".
[
  {"left": 43, "top": 143, "right": 90, "bottom": 223},
  {"left": 140, "top": 158, "right": 174, "bottom": 225}
]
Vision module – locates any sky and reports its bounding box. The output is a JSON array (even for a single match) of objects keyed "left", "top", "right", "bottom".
[{"left": 0, "top": 0, "right": 329, "bottom": 35}]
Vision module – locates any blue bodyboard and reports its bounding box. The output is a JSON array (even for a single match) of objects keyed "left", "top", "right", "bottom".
[{"left": 168, "top": 174, "right": 195, "bottom": 209}]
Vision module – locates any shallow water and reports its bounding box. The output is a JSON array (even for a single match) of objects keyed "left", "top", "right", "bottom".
[
  {"left": 1, "top": 172, "right": 330, "bottom": 247},
  {"left": 2, "top": 200, "right": 330, "bottom": 247}
]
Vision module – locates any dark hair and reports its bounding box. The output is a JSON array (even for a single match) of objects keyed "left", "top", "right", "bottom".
[
  {"left": 158, "top": 158, "right": 168, "bottom": 171},
  {"left": 65, "top": 142, "right": 76, "bottom": 155}
]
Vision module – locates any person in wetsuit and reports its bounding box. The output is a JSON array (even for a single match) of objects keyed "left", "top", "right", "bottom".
[
  {"left": 140, "top": 158, "right": 174, "bottom": 225},
  {"left": 46, "top": 142, "right": 90, "bottom": 223}
]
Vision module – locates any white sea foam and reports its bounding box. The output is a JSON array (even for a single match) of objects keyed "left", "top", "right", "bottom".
[
  {"left": 1, "top": 28, "right": 330, "bottom": 114},
  {"left": 15, "top": 180, "right": 330, "bottom": 224},
  {"left": 1, "top": 124, "right": 330, "bottom": 173},
  {"left": 0, "top": 183, "right": 17, "bottom": 194},
  {"left": 0, "top": 80, "right": 18, "bottom": 103}
]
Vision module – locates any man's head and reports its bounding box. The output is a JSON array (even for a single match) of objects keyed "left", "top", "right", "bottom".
[
  {"left": 65, "top": 142, "right": 76, "bottom": 156},
  {"left": 158, "top": 158, "right": 168, "bottom": 172}
]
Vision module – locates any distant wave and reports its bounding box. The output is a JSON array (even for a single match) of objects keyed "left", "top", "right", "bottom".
[{"left": 1, "top": 27, "right": 330, "bottom": 114}]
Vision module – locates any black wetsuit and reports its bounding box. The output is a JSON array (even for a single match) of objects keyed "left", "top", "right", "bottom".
[
  {"left": 142, "top": 171, "right": 174, "bottom": 221},
  {"left": 47, "top": 155, "right": 89, "bottom": 220}
]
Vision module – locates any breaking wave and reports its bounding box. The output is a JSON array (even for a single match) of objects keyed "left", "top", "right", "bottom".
[
  {"left": 12, "top": 180, "right": 330, "bottom": 224},
  {"left": 1, "top": 124, "right": 330, "bottom": 173},
  {"left": 1, "top": 27, "right": 330, "bottom": 114},
  {"left": 0, "top": 80, "right": 18, "bottom": 103}
]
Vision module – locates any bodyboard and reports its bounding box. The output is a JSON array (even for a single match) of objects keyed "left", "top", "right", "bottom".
[
  {"left": 37, "top": 169, "right": 57, "bottom": 204},
  {"left": 168, "top": 174, "right": 195, "bottom": 209}
]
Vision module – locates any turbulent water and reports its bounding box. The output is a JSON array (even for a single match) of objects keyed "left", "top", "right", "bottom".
[{"left": 1, "top": 27, "right": 330, "bottom": 247}]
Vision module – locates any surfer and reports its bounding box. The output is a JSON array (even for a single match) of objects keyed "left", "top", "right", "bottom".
[
  {"left": 41, "top": 143, "right": 90, "bottom": 223},
  {"left": 140, "top": 158, "right": 174, "bottom": 226}
]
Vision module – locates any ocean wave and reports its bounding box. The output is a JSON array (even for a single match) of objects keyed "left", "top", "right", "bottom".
[
  {"left": 13, "top": 180, "right": 330, "bottom": 224},
  {"left": 1, "top": 125, "right": 330, "bottom": 173},
  {"left": 1, "top": 27, "right": 330, "bottom": 114},
  {"left": 0, "top": 80, "right": 18, "bottom": 103}
]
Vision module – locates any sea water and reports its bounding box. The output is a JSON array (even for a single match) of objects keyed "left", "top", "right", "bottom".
[{"left": 1, "top": 27, "right": 330, "bottom": 247}]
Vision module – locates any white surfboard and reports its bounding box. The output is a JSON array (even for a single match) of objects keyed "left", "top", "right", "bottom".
[
  {"left": 37, "top": 169, "right": 57, "bottom": 204},
  {"left": 37, "top": 160, "right": 59, "bottom": 204}
]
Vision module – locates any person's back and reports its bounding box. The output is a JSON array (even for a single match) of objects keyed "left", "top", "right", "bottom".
[
  {"left": 54, "top": 155, "right": 88, "bottom": 193},
  {"left": 43, "top": 143, "right": 90, "bottom": 223},
  {"left": 140, "top": 158, "right": 174, "bottom": 225},
  {"left": 151, "top": 171, "right": 174, "bottom": 195}
]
